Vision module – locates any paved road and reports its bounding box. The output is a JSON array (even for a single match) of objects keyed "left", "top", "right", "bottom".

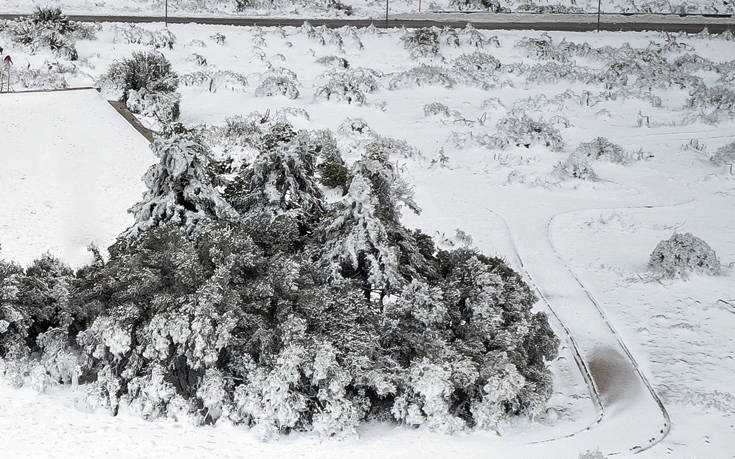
[{"left": 0, "top": 12, "right": 732, "bottom": 33}]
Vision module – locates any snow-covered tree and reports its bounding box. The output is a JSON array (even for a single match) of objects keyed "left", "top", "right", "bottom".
[
  {"left": 124, "top": 133, "right": 236, "bottom": 238},
  {"left": 648, "top": 232, "right": 721, "bottom": 278}
]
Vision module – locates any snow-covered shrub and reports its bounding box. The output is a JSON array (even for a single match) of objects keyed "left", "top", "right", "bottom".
[
  {"left": 401, "top": 28, "right": 440, "bottom": 58},
  {"left": 648, "top": 233, "right": 721, "bottom": 278},
  {"left": 452, "top": 51, "right": 501, "bottom": 88},
  {"left": 124, "top": 132, "right": 236, "bottom": 238},
  {"left": 424, "top": 102, "right": 451, "bottom": 117},
  {"left": 112, "top": 23, "right": 176, "bottom": 49},
  {"left": 180, "top": 70, "right": 248, "bottom": 93},
  {"left": 100, "top": 51, "right": 180, "bottom": 121},
  {"left": 315, "top": 68, "right": 380, "bottom": 105},
  {"left": 211, "top": 32, "right": 226, "bottom": 45},
  {"left": 316, "top": 55, "right": 349, "bottom": 69},
  {"left": 686, "top": 86, "right": 735, "bottom": 115},
  {"left": 576, "top": 137, "right": 629, "bottom": 164},
  {"left": 491, "top": 111, "right": 564, "bottom": 150},
  {"left": 255, "top": 68, "right": 300, "bottom": 99},
  {"left": 515, "top": 33, "right": 572, "bottom": 63},
  {"left": 710, "top": 142, "right": 735, "bottom": 166},
  {"left": 449, "top": 0, "right": 505, "bottom": 11},
  {"left": 553, "top": 151, "right": 598, "bottom": 181},
  {"left": 578, "top": 449, "right": 606, "bottom": 459},
  {"left": 389, "top": 65, "right": 455, "bottom": 90},
  {"left": 3, "top": 7, "right": 93, "bottom": 60}
]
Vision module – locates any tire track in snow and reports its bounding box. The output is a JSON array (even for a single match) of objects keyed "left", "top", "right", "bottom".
[
  {"left": 544, "top": 201, "right": 696, "bottom": 454},
  {"left": 485, "top": 208, "right": 606, "bottom": 443}
]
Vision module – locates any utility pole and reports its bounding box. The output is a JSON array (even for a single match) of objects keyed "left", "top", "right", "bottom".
[
  {"left": 597, "top": 0, "right": 602, "bottom": 32},
  {"left": 385, "top": 0, "right": 389, "bottom": 28},
  {"left": 165, "top": 0, "right": 168, "bottom": 27}
]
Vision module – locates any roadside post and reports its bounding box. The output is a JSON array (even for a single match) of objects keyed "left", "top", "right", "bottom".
[
  {"left": 597, "top": 0, "right": 602, "bottom": 32},
  {"left": 165, "top": 0, "right": 169, "bottom": 27},
  {"left": 2, "top": 55, "right": 12, "bottom": 93},
  {"left": 385, "top": 0, "right": 389, "bottom": 27}
]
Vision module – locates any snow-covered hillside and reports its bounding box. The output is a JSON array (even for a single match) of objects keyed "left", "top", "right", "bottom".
[{"left": 0, "top": 12, "right": 734, "bottom": 459}]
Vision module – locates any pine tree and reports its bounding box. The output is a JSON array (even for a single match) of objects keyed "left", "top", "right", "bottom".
[{"left": 124, "top": 133, "right": 236, "bottom": 238}]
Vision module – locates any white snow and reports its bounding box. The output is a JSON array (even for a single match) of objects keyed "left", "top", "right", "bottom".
[
  {"left": 0, "top": 89, "right": 154, "bottom": 267},
  {"left": 0, "top": 19, "right": 734, "bottom": 458}
]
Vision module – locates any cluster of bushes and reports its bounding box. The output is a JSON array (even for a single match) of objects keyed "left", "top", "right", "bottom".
[
  {"left": 255, "top": 67, "right": 300, "bottom": 99},
  {"left": 1, "top": 121, "right": 559, "bottom": 438},
  {"left": 489, "top": 111, "right": 565, "bottom": 151},
  {"left": 99, "top": 51, "right": 181, "bottom": 123},
  {"left": 111, "top": 23, "right": 176, "bottom": 50},
  {"left": 1, "top": 7, "right": 95, "bottom": 60}
]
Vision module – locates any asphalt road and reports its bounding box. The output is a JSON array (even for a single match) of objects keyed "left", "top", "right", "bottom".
[{"left": 0, "top": 12, "right": 732, "bottom": 33}]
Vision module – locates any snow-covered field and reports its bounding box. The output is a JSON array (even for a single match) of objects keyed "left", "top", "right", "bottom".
[
  {"left": 0, "top": 89, "right": 154, "bottom": 267},
  {"left": 0, "top": 0, "right": 732, "bottom": 17},
  {"left": 1, "top": 14, "right": 734, "bottom": 458}
]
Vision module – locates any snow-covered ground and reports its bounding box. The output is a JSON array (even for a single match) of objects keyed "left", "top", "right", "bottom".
[
  {"left": 0, "top": 89, "right": 154, "bottom": 267},
  {"left": 0, "top": 0, "right": 732, "bottom": 17},
  {"left": 1, "top": 18, "right": 734, "bottom": 458}
]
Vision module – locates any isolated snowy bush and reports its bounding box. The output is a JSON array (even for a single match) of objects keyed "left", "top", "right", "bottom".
[
  {"left": 316, "top": 55, "right": 349, "bottom": 69},
  {"left": 180, "top": 70, "right": 248, "bottom": 93},
  {"left": 648, "top": 233, "right": 721, "bottom": 278},
  {"left": 112, "top": 23, "right": 176, "bottom": 49},
  {"left": 389, "top": 65, "right": 455, "bottom": 90},
  {"left": 452, "top": 52, "right": 501, "bottom": 88},
  {"left": 315, "top": 68, "right": 380, "bottom": 105},
  {"left": 401, "top": 28, "right": 440, "bottom": 58},
  {"left": 576, "top": 137, "right": 629, "bottom": 164},
  {"left": 255, "top": 68, "right": 300, "bottom": 99},
  {"left": 491, "top": 111, "right": 564, "bottom": 150},
  {"left": 100, "top": 51, "right": 180, "bottom": 122},
  {"left": 710, "top": 142, "right": 735, "bottom": 166},
  {"left": 3, "top": 7, "right": 94, "bottom": 60},
  {"left": 553, "top": 151, "right": 598, "bottom": 181}
]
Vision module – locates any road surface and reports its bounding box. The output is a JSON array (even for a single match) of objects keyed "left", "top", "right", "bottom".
[{"left": 0, "top": 12, "right": 732, "bottom": 33}]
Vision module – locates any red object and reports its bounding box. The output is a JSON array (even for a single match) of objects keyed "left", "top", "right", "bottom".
[{"left": 3, "top": 55, "right": 11, "bottom": 64}]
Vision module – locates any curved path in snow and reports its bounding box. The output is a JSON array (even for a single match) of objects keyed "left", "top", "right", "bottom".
[{"left": 484, "top": 200, "right": 697, "bottom": 454}]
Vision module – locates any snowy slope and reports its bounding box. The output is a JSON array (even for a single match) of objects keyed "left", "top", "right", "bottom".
[{"left": 0, "top": 89, "right": 154, "bottom": 267}]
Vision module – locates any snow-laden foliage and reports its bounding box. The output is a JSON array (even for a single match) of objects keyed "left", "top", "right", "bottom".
[
  {"left": 449, "top": 0, "right": 505, "bottom": 11},
  {"left": 100, "top": 51, "right": 181, "bottom": 122},
  {"left": 389, "top": 65, "right": 455, "bottom": 90},
  {"left": 401, "top": 28, "right": 441, "bottom": 58},
  {"left": 686, "top": 86, "right": 735, "bottom": 117},
  {"left": 124, "top": 133, "right": 237, "bottom": 238},
  {"left": 553, "top": 151, "right": 598, "bottom": 181},
  {"left": 180, "top": 70, "right": 248, "bottom": 93},
  {"left": 111, "top": 23, "right": 176, "bottom": 49},
  {"left": 315, "top": 67, "right": 380, "bottom": 105},
  {"left": 648, "top": 233, "right": 721, "bottom": 278},
  {"left": 576, "top": 137, "right": 630, "bottom": 164},
  {"left": 255, "top": 67, "right": 300, "bottom": 99},
  {"left": 490, "top": 111, "right": 565, "bottom": 150},
  {"left": 316, "top": 55, "right": 350, "bottom": 69},
  {"left": 2, "top": 7, "right": 94, "bottom": 60},
  {"left": 710, "top": 142, "right": 735, "bottom": 166},
  {"left": 452, "top": 52, "right": 502, "bottom": 88},
  {"left": 1, "top": 120, "right": 559, "bottom": 437}
]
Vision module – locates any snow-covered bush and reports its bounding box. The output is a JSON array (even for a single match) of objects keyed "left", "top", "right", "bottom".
[
  {"left": 255, "top": 68, "right": 300, "bottom": 99},
  {"left": 389, "top": 65, "right": 455, "bottom": 90},
  {"left": 316, "top": 55, "right": 349, "bottom": 69},
  {"left": 180, "top": 70, "right": 248, "bottom": 93},
  {"left": 578, "top": 449, "right": 606, "bottom": 459},
  {"left": 112, "top": 23, "right": 176, "bottom": 49},
  {"left": 3, "top": 7, "right": 94, "bottom": 60},
  {"left": 100, "top": 51, "right": 180, "bottom": 122},
  {"left": 450, "top": 0, "right": 505, "bottom": 11},
  {"left": 553, "top": 151, "right": 598, "bottom": 181},
  {"left": 401, "top": 28, "right": 440, "bottom": 58},
  {"left": 315, "top": 68, "right": 380, "bottom": 105},
  {"left": 687, "top": 86, "right": 735, "bottom": 115},
  {"left": 491, "top": 111, "right": 564, "bottom": 150},
  {"left": 452, "top": 51, "right": 501, "bottom": 88},
  {"left": 648, "top": 233, "right": 721, "bottom": 278},
  {"left": 710, "top": 141, "right": 735, "bottom": 166},
  {"left": 576, "top": 137, "right": 629, "bottom": 164}
]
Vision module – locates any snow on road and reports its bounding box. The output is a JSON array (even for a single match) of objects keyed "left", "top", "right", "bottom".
[{"left": 0, "top": 89, "right": 154, "bottom": 267}]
